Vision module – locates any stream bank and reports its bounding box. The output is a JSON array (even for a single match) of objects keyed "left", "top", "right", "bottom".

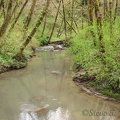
[
  {"left": 72, "top": 68, "right": 120, "bottom": 102},
  {"left": 0, "top": 50, "right": 120, "bottom": 120},
  {"left": 0, "top": 43, "right": 65, "bottom": 74},
  {"left": 0, "top": 49, "right": 35, "bottom": 74},
  {"left": 1, "top": 43, "right": 119, "bottom": 103}
]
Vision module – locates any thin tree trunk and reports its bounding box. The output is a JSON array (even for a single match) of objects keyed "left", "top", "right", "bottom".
[
  {"left": 113, "top": 0, "right": 118, "bottom": 23},
  {"left": 41, "top": 15, "right": 47, "bottom": 37},
  {"left": 61, "top": 0, "right": 67, "bottom": 41},
  {"left": 24, "top": 0, "right": 36, "bottom": 29},
  {"left": 0, "top": 0, "right": 3, "bottom": 11},
  {"left": 81, "top": 2, "right": 84, "bottom": 29},
  {"left": 23, "top": 0, "right": 36, "bottom": 39},
  {"left": 109, "top": 0, "right": 113, "bottom": 36},
  {"left": 0, "top": 0, "right": 5, "bottom": 19},
  {"left": 11, "top": 1, "right": 18, "bottom": 21},
  {"left": 9, "top": 0, "right": 29, "bottom": 32},
  {"left": 73, "top": 19, "right": 79, "bottom": 32},
  {"left": 94, "top": 0, "right": 105, "bottom": 60},
  {"left": 0, "top": 0, "right": 3, "bottom": 17},
  {"left": 0, "top": 0, "right": 12, "bottom": 38},
  {"left": 71, "top": 0, "right": 74, "bottom": 33},
  {"left": 48, "top": 0, "right": 61, "bottom": 43},
  {"left": 88, "top": 0, "right": 93, "bottom": 25},
  {"left": 14, "top": 0, "right": 51, "bottom": 60},
  {"left": 57, "top": 19, "right": 63, "bottom": 37},
  {"left": 51, "top": 0, "right": 77, "bottom": 33},
  {"left": 88, "top": 0, "right": 96, "bottom": 46},
  {"left": 104, "top": 0, "right": 108, "bottom": 19}
]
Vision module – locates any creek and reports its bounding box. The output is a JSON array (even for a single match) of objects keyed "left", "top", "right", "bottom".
[{"left": 0, "top": 50, "right": 119, "bottom": 120}]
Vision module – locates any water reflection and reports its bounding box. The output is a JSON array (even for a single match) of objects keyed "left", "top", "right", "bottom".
[
  {"left": 19, "top": 96, "right": 71, "bottom": 120},
  {"left": 0, "top": 51, "right": 120, "bottom": 120},
  {"left": 47, "top": 107, "right": 70, "bottom": 120},
  {"left": 19, "top": 106, "right": 70, "bottom": 120}
]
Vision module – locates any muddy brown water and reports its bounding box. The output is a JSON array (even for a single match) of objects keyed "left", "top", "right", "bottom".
[{"left": 0, "top": 51, "right": 120, "bottom": 120}]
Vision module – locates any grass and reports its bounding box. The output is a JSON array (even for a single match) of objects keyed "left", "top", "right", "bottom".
[
  {"left": 0, "top": 13, "right": 38, "bottom": 69},
  {"left": 68, "top": 19, "right": 120, "bottom": 100}
]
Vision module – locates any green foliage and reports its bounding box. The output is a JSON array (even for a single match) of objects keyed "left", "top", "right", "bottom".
[
  {"left": 69, "top": 28, "right": 100, "bottom": 68},
  {"left": 101, "top": 90, "right": 120, "bottom": 100},
  {"left": 34, "top": 26, "right": 50, "bottom": 45},
  {"left": 0, "top": 14, "right": 37, "bottom": 67},
  {"left": 69, "top": 20, "right": 120, "bottom": 98}
]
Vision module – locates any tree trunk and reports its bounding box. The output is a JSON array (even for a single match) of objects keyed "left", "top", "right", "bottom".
[
  {"left": 88, "top": 0, "right": 93, "bottom": 25},
  {"left": 88, "top": 0, "right": 96, "bottom": 46},
  {"left": 57, "top": 19, "right": 63, "bottom": 37},
  {"left": 9, "top": 0, "right": 29, "bottom": 32},
  {"left": 0, "top": 0, "right": 4, "bottom": 11},
  {"left": 14, "top": 0, "right": 51, "bottom": 60},
  {"left": 113, "top": 0, "right": 118, "bottom": 23},
  {"left": 109, "top": 0, "right": 113, "bottom": 36},
  {"left": 51, "top": 0, "right": 77, "bottom": 33},
  {"left": 41, "top": 15, "right": 47, "bottom": 37},
  {"left": 104, "top": 0, "right": 108, "bottom": 18},
  {"left": 71, "top": 0, "right": 74, "bottom": 33},
  {"left": 0, "top": 0, "right": 5, "bottom": 19},
  {"left": 0, "top": 0, "right": 12, "bottom": 38},
  {"left": 11, "top": 1, "right": 18, "bottom": 21},
  {"left": 48, "top": 0, "right": 61, "bottom": 43},
  {"left": 94, "top": 0, "right": 105, "bottom": 60},
  {"left": 24, "top": 0, "right": 37, "bottom": 29},
  {"left": 61, "top": 0, "right": 67, "bottom": 42}
]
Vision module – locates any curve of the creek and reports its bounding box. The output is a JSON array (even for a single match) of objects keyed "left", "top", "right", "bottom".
[{"left": 0, "top": 49, "right": 120, "bottom": 120}]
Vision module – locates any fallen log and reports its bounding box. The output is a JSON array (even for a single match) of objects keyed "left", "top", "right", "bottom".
[{"left": 50, "top": 36, "right": 73, "bottom": 45}]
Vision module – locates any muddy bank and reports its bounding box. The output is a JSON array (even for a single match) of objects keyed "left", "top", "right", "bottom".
[
  {"left": 0, "top": 43, "right": 65, "bottom": 74},
  {"left": 0, "top": 61, "right": 26, "bottom": 74},
  {"left": 73, "top": 70, "right": 120, "bottom": 103},
  {"left": 0, "top": 48, "right": 36, "bottom": 74}
]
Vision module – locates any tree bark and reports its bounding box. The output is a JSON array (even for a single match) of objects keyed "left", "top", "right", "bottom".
[
  {"left": 104, "top": 0, "right": 108, "bottom": 18},
  {"left": 88, "top": 0, "right": 96, "bottom": 46},
  {"left": 61, "top": 0, "right": 67, "bottom": 42},
  {"left": 51, "top": 0, "right": 77, "bottom": 33},
  {"left": 11, "top": 1, "right": 18, "bottom": 21},
  {"left": 113, "top": 0, "right": 118, "bottom": 23},
  {"left": 109, "top": 0, "right": 113, "bottom": 36},
  {"left": 71, "top": 0, "right": 74, "bottom": 33},
  {"left": 0, "top": 0, "right": 5, "bottom": 19},
  {"left": 48, "top": 0, "right": 61, "bottom": 43},
  {"left": 41, "top": 15, "right": 47, "bottom": 37},
  {"left": 57, "top": 19, "right": 63, "bottom": 37},
  {"left": 24, "top": 0, "right": 37, "bottom": 29},
  {"left": 9, "top": 0, "right": 29, "bottom": 31},
  {"left": 94, "top": 0, "right": 105, "bottom": 60},
  {"left": 14, "top": 0, "right": 51, "bottom": 60},
  {"left": 0, "top": 0, "right": 4, "bottom": 11},
  {"left": 0, "top": 0, "right": 12, "bottom": 38},
  {"left": 88, "top": 0, "right": 93, "bottom": 25}
]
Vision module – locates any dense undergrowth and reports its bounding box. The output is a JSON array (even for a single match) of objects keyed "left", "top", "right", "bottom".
[
  {"left": 0, "top": 16, "right": 38, "bottom": 72},
  {"left": 69, "top": 19, "right": 120, "bottom": 100},
  {"left": 0, "top": 11, "right": 63, "bottom": 72}
]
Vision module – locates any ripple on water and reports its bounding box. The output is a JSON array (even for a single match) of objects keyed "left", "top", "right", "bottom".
[
  {"left": 18, "top": 96, "right": 71, "bottom": 120},
  {"left": 47, "top": 107, "right": 70, "bottom": 120}
]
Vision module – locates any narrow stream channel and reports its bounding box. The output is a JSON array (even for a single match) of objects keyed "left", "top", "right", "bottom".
[{"left": 0, "top": 51, "right": 120, "bottom": 120}]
